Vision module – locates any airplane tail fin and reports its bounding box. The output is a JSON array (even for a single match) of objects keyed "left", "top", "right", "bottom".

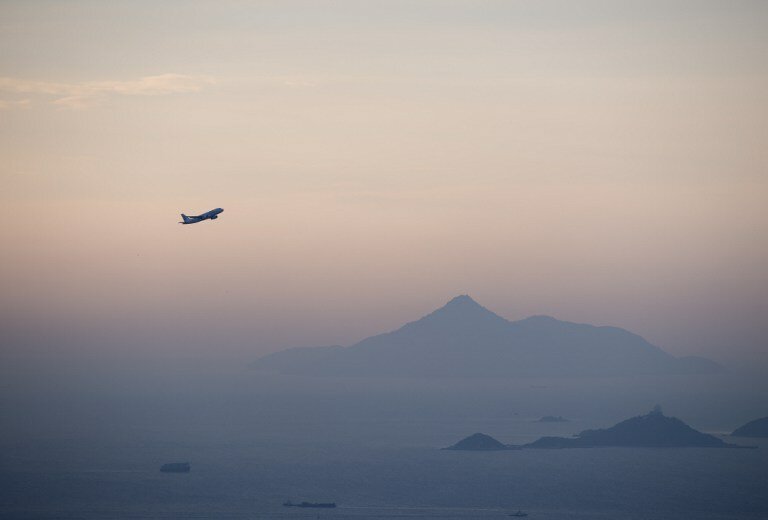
[{"left": 181, "top": 213, "right": 192, "bottom": 224}]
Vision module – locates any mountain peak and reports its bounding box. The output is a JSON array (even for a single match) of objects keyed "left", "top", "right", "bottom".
[
  {"left": 428, "top": 295, "right": 505, "bottom": 320},
  {"left": 444, "top": 432, "right": 513, "bottom": 451},
  {"left": 404, "top": 295, "right": 509, "bottom": 331},
  {"left": 444, "top": 294, "right": 481, "bottom": 307}
]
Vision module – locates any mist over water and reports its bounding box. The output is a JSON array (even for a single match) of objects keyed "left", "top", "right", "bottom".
[
  {"left": 2, "top": 353, "right": 767, "bottom": 519},
  {"left": 2, "top": 299, "right": 768, "bottom": 520}
]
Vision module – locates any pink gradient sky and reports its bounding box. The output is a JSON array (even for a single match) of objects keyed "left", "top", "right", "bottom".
[{"left": 1, "top": 1, "right": 767, "bottom": 363}]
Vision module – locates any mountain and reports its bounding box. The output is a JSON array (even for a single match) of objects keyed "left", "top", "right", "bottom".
[
  {"left": 731, "top": 417, "right": 768, "bottom": 438},
  {"left": 252, "top": 295, "right": 723, "bottom": 377},
  {"left": 525, "top": 408, "right": 738, "bottom": 449},
  {"left": 443, "top": 433, "right": 515, "bottom": 451}
]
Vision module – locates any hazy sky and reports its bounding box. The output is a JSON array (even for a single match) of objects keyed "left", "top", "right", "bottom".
[{"left": 1, "top": 1, "right": 766, "bottom": 364}]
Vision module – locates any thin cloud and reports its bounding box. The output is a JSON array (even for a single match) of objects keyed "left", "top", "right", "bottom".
[
  {"left": 282, "top": 77, "right": 319, "bottom": 88},
  {"left": 0, "top": 98, "right": 31, "bottom": 110},
  {"left": 0, "top": 74, "right": 214, "bottom": 109}
]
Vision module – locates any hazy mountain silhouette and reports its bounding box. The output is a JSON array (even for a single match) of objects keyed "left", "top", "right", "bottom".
[
  {"left": 443, "top": 433, "right": 515, "bottom": 451},
  {"left": 252, "top": 295, "right": 723, "bottom": 377},
  {"left": 525, "top": 407, "right": 740, "bottom": 448},
  {"left": 731, "top": 417, "right": 768, "bottom": 438}
]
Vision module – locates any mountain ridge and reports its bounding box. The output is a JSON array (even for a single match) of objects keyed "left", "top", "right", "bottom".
[
  {"left": 445, "top": 408, "right": 749, "bottom": 450},
  {"left": 524, "top": 408, "right": 743, "bottom": 449},
  {"left": 731, "top": 417, "right": 768, "bottom": 438},
  {"left": 252, "top": 296, "right": 724, "bottom": 378}
]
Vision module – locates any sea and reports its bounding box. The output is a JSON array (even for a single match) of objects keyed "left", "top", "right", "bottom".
[{"left": 1, "top": 360, "right": 766, "bottom": 519}]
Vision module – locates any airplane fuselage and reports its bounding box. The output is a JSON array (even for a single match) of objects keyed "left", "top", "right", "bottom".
[{"left": 180, "top": 207, "right": 223, "bottom": 224}]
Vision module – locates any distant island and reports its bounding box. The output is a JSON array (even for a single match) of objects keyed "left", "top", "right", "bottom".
[
  {"left": 443, "top": 432, "right": 518, "bottom": 451},
  {"left": 731, "top": 417, "right": 768, "bottom": 438},
  {"left": 525, "top": 407, "right": 745, "bottom": 449},
  {"left": 536, "top": 416, "right": 569, "bottom": 423},
  {"left": 160, "top": 462, "right": 190, "bottom": 473},
  {"left": 252, "top": 295, "right": 723, "bottom": 378},
  {"left": 444, "top": 408, "right": 751, "bottom": 451}
]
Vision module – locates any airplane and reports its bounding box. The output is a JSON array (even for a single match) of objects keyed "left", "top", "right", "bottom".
[{"left": 179, "top": 207, "right": 224, "bottom": 224}]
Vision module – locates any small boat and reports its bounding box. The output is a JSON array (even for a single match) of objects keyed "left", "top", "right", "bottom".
[
  {"left": 509, "top": 511, "right": 528, "bottom": 517},
  {"left": 283, "top": 501, "right": 336, "bottom": 508}
]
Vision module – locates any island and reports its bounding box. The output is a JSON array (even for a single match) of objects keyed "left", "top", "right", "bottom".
[
  {"left": 731, "top": 417, "right": 768, "bottom": 438},
  {"left": 536, "top": 415, "right": 569, "bottom": 423},
  {"left": 443, "top": 432, "right": 518, "bottom": 451},
  {"left": 252, "top": 295, "right": 724, "bottom": 378},
  {"left": 524, "top": 407, "right": 746, "bottom": 449},
  {"left": 160, "top": 462, "right": 191, "bottom": 473}
]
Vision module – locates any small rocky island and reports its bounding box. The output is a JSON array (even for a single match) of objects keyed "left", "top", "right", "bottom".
[
  {"left": 525, "top": 407, "right": 743, "bottom": 449},
  {"left": 731, "top": 417, "right": 768, "bottom": 438},
  {"left": 160, "top": 462, "right": 191, "bottom": 473},
  {"left": 536, "top": 415, "right": 569, "bottom": 423},
  {"left": 443, "top": 432, "right": 518, "bottom": 451}
]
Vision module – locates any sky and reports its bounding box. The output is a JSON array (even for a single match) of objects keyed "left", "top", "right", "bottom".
[{"left": 1, "top": 1, "right": 767, "bottom": 365}]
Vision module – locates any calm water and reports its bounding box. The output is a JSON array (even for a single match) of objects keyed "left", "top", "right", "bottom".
[{"left": 2, "top": 362, "right": 767, "bottom": 519}]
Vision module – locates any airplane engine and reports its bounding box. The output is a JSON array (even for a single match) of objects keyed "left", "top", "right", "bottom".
[{"left": 210, "top": 215, "right": 218, "bottom": 219}]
